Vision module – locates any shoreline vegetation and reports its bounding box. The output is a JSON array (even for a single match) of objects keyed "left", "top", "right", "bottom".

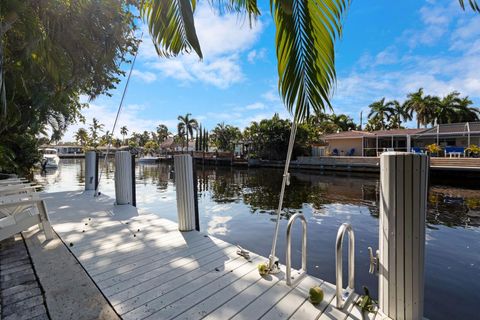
[
  {"left": 1, "top": 1, "right": 479, "bottom": 176},
  {"left": 61, "top": 89, "right": 480, "bottom": 163}
]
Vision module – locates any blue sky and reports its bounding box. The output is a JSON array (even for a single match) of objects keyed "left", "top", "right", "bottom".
[{"left": 64, "top": 0, "right": 480, "bottom": 140}]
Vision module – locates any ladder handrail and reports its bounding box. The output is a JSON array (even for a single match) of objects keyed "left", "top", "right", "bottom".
[
  {"left": 335, "top": 223, "right": 355, "bottom": 309},
  {"left": 286, "top": 213, "right": 307, "bottom": 286}
]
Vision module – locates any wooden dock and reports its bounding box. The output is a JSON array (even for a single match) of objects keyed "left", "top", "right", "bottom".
[{"left": 43, "top": 191, "right": 386, "bottom": 320}]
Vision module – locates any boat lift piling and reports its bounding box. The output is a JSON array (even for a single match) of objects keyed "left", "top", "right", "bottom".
[
  {"left": 84, "top": 151, "right": 98, "bottom": 191},
  {"left": 371, "top": 152, "right": 429, "bottom": 319},
  {"left": 105, "top": 147, "right": 428, "bottom": 318},
  {"left": 174, "top": 154, "right": 197, "bottom": 232},
  {"left": 114, "top": 151, "right": 136, "bottom": 206}
]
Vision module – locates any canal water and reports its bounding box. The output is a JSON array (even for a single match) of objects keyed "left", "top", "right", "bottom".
[{"left": 34, "top": 159, "right": 480, "bottom": 319}]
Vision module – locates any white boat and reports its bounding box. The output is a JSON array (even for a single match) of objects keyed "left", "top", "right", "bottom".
[
  {"left": 40, "top": 148, "right": 60, "bottom": 168},
  {"left": 138, "top": 155, "right": 160, "bottom": 164}
]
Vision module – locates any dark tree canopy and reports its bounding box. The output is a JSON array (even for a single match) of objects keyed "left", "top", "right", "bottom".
[{"left": 0, "top": 0, "right": 138, "bottom": 173}]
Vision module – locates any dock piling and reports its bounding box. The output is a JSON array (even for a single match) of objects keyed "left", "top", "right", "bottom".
[
  {"left": 115, "top": 151, "right": 136, "bottom": 206},
  {"left": 174, "top": 154, "right": 196, "bottom": 231},
  {"left": 378, "top": 152, "right": 428, "bottom": 319},
  {"left": 85, "top": 151, "right": 98, "bottom": 191}
]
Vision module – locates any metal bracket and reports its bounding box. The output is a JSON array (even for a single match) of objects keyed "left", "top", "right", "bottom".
[
  {"left": 368, "top": 247, "right": 379, "bottom": 274},
  {"left": 268, "top": 255, "right": 281, "bottom": 274}
]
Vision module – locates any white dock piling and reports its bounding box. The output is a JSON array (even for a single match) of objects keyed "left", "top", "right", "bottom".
[
  {"left": 379, "top": 152, "right": 428, "bottom": 319},
  {"left": 115, "top": 151, "right": 136, "bottom": 206},
  {"left": 85, "top": 151, "right": 98, "bottom": 191},
  {"left": 174, "top": 154, "right": 196, "bottom": 231}
]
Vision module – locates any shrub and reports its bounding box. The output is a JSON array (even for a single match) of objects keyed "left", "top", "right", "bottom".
[
  {"left": 465, "top": 144, "right": 480, "bottom": 157},
  {"left": 426, "top": 144, "right": 442, "bottom": 155}
]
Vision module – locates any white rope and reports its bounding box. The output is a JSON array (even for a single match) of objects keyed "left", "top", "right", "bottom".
[
  {"left": 94, "top": 33, "right": 142, "bottom": 196},
  {"left": 268, "top": 120, "right": 298, "bottom": 270}
]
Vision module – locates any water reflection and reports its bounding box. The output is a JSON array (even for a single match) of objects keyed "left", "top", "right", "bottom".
[
  {"left": 34, "top": 159, "right": 480, "bottom": 320},
  {"left": 187, "top": 166, "right": 480, "bottom": 229}
]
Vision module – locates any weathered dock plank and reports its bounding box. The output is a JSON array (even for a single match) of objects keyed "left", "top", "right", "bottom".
[{"left": 43, "top": 191, "right": 360, "bottom": 319}]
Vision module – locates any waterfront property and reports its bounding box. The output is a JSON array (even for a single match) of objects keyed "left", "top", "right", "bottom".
[{"left": 322, "top": 121, "right": 480, "bottom": 157}]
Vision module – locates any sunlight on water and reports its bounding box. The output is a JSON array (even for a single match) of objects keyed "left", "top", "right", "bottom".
[{"left": 34, "top": 159, "right": 480, "bottom": 319}]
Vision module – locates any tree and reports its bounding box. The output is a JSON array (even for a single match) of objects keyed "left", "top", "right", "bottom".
[
  {"left": 434, "top": 92, "right": 480, "bottom": 124},
  {"left": 0, "top": 0, "right": 137, "bottom": 173},
  {"left": 365, "top": 115, "right": 384, "bottom": 132},
  {"left": 156, "top": 124, "right": 169, "bottom": 143},
  {"left": 177, "top": 113, "right": 198, "bottom": 151},
  {"left": 203, "top": 129, "right": 209, "bottom": 152},
  {"left": 211, "top": 122, "right": 242, "bottom": 152},
  {"left": 74, "top": 128, "right": 89, "bottom": 146},
  {"left": 113, "top": 138, "right": 122, "bottom": 148},
  {"left": 404, "top": 89, "right": 436, "bottom": 128},
  {"left": 367, "top": 98, "right": 395, "bottom": 130},
  {"left": 245, "top": 114, "right": 310, "bottom": 160},
  {"left": 99, "top": 130, "right": 113, "bottom": 146},
  {"left": 143, "top": 140, "right": 159, "bottom": 155},
  {"left": 89, "top": 118, "right": 104, "bottom": 149},
  {"left": 388, "top": 100, "right": 411, "bottom": 129},
  {"left": 455, "top": 97, "right": 480, "bottom": 122},
  {"left": 120, "top": 126, "right": 129, "bottom": 145},
  {"left": 140, "top": 0, "right": 478, "bottom": 123},
  {"left": 328, "top": 114, "right": 357, "bottom": 132}
]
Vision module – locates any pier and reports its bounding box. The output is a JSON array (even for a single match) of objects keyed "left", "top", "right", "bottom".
[{"left": 43, "top": 190, "right": 384, "bottom": 320}]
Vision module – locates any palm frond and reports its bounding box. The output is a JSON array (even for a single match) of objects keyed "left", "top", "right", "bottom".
[
  {"left": 140, "top": 0, "right": 203, "bottom": 58},
  {"left": 459, "top": 0, "right": 480, "bottom": 12},
  {"left": 272, "top": 0, "right": 349, "bottom": 123},
  {"left": 209, "top": 0, "right": 261, "bottom": 23}
]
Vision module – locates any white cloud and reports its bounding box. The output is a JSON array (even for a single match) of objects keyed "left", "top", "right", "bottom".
[
  {"left": 332, "top": 0, "right": 480, "bottom": 124},
  {"left": 403, "top": 1, "right": 458, "bottom": 48},
  {"left": 261, "top": 87, "right": 281, "bottom": 103},
  {"left": 245, "top": 102, "right": 266, "bottom": 110},
  {"left": 247, "top": 48, "right": 267, "bottom": 63},
  {"left": 62, "top": 102, "right": 179, "bottom": 142},
  {"left": 131, "top": 70, "right": 157, "bottom": 83},
  {"left": 138, "top": 3, "right": 264, "bottom": 89}
]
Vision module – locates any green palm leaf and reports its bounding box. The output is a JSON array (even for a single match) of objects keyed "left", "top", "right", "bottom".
[
  {"left": 459, "top": 0, "right": 480, "bottom": 12},
  {"left": 272, "top": 0, "right": 349, "bottom": 122},
  {"left": 140, "top": 0, "right": 476, "bottom": 124},
  {"left": 140, "top": 0, "right": 203, "bottom": 58}
]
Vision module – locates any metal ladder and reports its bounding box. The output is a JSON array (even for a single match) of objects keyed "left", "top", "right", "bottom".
[
  {"left": 335, "top": 223, "right": 355, "bottom": 309},
  {"left": 285, "top": 213, "right": 307, "bottom": 286}
]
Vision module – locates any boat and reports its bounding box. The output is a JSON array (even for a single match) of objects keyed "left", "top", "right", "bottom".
[
  {"left": 138, "top": 155, "right": 160, "bottom": 164},
  {"left": 40, "top": 148, "right": 60, "bottom": 168}
]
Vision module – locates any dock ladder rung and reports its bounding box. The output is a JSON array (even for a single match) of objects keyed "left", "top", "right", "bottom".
[
  {"left": 335, "top": 222, "right": 355, "bottom": 309},
  {"left": 286, "top": 213, "right": 307, "bottom": 286}
]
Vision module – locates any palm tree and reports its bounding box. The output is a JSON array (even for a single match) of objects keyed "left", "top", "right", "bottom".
[
  {"left": 388, "top": 100, "right": 412, "bottom": 129},
  {"left": 177, "top": 113, "right": 198, "bottom": 152},
  {"left": 120, "top": 126, "right": 128, "bottom": 144},
  {"left": 211, "top": 122, "right": 241, "bottom": 152},
  {"left": 89, "top": 118, "right": 104, "bottom": 148},
  {"left": 404, "top": 89, "right": 436, "bottom": 128},
  {"left": 433, "top": 92, "right": 458, "bottom": 125},
  {"left": 455, "top": 97, "right": 480, "bottom": 122},
  {"left": 140, "top": 1, "right": 478, "bottom": 123},
  {"left": 368, "top": 98, "right": 395, "bottom": 130},
  {"left": 156, "top": 124, "right": 169, "bottom": 143},
  {"left": 328, "top": 114, "right": 356, "bottom": 132},
  {"left": 74, "top": 128, "right": 89, "bottom": 146}
]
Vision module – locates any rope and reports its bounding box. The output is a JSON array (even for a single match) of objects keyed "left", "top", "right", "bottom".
[
  {"left": 268, "top": 120, "right": 298, "bottom": 270},
  {"left": 94, "top": 33, "right": 143, "bottom": 196}
]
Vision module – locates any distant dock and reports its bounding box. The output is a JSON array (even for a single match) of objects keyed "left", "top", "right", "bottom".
[{"left": 250, "top": 156, "right": 480, "bottom": 175}]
